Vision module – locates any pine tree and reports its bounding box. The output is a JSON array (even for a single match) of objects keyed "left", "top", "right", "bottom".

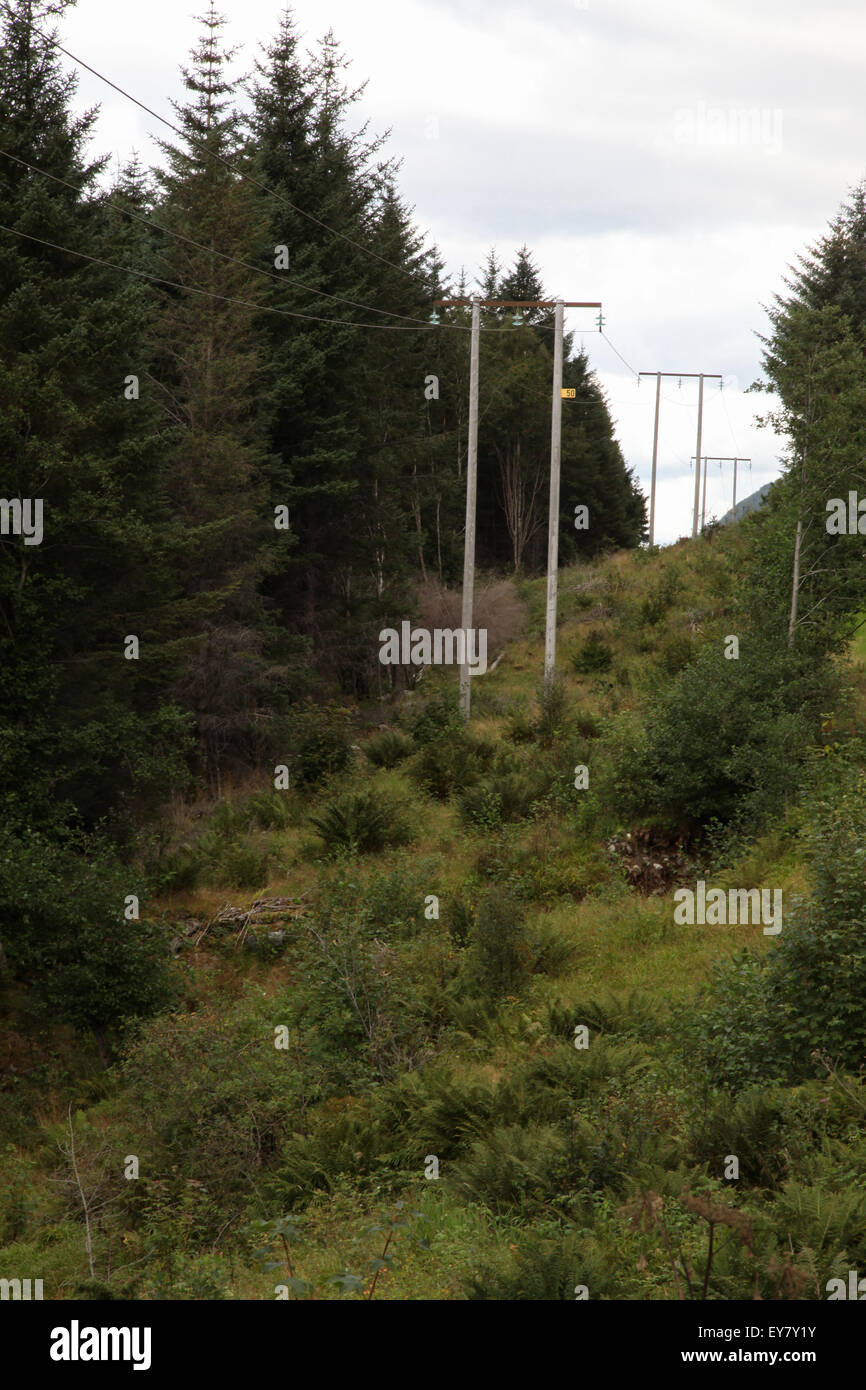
[
  {"left": 151, "top": 4, "right": 277, "bottom": 783},
  {"left": 0, "top": 0, "right": 191, "bottom": 832}
]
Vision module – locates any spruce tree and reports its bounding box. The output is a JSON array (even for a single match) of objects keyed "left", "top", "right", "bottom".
[
  {"left": 0, "top": 0, "right": 190, "bottom": 832},
  {"left": 152, "top": 4, "right": 277, "bottom": 783}
]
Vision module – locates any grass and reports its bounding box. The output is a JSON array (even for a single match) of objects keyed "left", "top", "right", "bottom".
[{"left": 3, "top": 525, "right": 862, "bottom": 1299}]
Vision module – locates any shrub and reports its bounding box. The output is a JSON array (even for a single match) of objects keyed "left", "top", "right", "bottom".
[
  {"left": 762, "top": 771, "right": 866, "bottom": 1079},
  {"left": 465, "top": 887, "right": 531, "bottom": 999},
  {"left": 467, "top": 1231, "right": 621, "bottom": 1300},
  {"left": 640, "top": 570, "right": 681, "bottom": 626},
  {"left": 287, "top": 700, "right": 355, "bottom": 786},
  {"left": 119, "top": 998, "right": 299, "bottom": 1211},
  {"left": 409, "top": 689, "right": 463, "bottom": 745},
  {"left": 0, "top": 829, "right": 176, "bottom": 1057},
  {"left": 672, "top": 949, "right": 779, "bottom": 1093},
  {"left": 689, "top": 1087, "right": 791, "bottom": 1188},
  {"left": 656, "top": 630, "right": 694, "bottom": 677},
  {"left": 533, "top": 676, "right": 570, "bottom": 746},
  {"left": 310, "top": 791, "right": 410, "bottom": 855},
  {"left": 363, "top": 730, "right": 413, "bottom": 769},
  {"left": 454, "top": 1124, "right": 566, "bottom": 1212},
  {"left": 619, "top": 638, "right": 827, "bottom": 828},
  {"left": 247, "top": 790, "right": 296, "bottom": 830},
  {"left": 410, "top": 732, "right": 493, "bottom": 801},
  {"left": 573, "top": 630, "right": 614, "bottom": 674},
  {"left": 459, "top": 762, "right": 552, "bottom": 830}
]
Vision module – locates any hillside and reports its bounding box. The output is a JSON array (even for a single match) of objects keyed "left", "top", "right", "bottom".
[{"left": 4, "top": 524, "right": 866, "bottom": 1301}]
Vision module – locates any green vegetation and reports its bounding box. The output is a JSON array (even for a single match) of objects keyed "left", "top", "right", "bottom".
[{"left": 5, "top": 0, "right": 866, "bottom": 1305}]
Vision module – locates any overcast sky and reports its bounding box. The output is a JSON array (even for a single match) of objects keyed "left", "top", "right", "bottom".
[{"left": 58, "top": 0, "right": 866, "bottom": 542}]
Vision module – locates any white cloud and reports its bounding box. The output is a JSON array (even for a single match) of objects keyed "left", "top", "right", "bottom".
[{"left": 54, "top": 0, "right": 865, "bottom": 542}]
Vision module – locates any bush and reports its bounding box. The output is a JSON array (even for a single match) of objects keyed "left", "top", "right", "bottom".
[
  {"left": 119, "top": 997, "right": 299, "bottom": 1211},
  {"left": 409, "top": 689, "right": 463, "bottom": 745},
  {"left": 639, "top": 569, "right": 681, "bottom": 626},
  {"left": 310, "top": 790, "right": 410, "bottom": 855},
  {"left": 573, "top": 630, "right": 614, "bottom": 674},
  {"left": 363, "top": 730, "right": 412, "bottom": 769},
  {"left": 287, "top": 700, "right": 355, "bottom": 786},
  {"left": 762, "top": 771, "right": 866, "bottom": 1079},
  {"left": 459, "top": 761, "right": 552, "bottom": 830},
  {"left": 533, "top": 676, "right": 570, "bottom": 746},
  {"left": 467, "top": 1231, "right": 620, "bottom": 1300},
  {"left": 674, "top": 949, "right": 779, "bottom": 1093},
  {"left": 618, "top": 637, "right": 828, "bottom": 828},
  {"left": 689, "top": 1087, "right": 791, "bottom": 1188},
  {"left": 410, "top": 732, "right": 494, "bottom": 801},
  {"left": 454, "top": 1124, "right": 565, "bottom": 1212},
  {"left": 465, "top": 887, "right": 531, "bottom": 999},
  {"left": 656, "top": 631, "right": 694, "bottom": 677},
  {"left": 0, "top": 829, "right": 176, "bottom": 1056}
]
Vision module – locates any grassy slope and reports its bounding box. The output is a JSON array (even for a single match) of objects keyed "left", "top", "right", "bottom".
[{"left": 1, "top": 528, "right": 861, "bottom": 1300}]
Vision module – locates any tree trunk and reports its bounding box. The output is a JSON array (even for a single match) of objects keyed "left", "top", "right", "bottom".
[{"left": 788, "top": 513, "right": 802, "bottom": 648}]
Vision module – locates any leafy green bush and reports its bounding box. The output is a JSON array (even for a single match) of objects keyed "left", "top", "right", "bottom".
[
  {"left": 459, "top": 762, "right": 552, "bottom": 830},
  {"left": 640, "top": 569, "right": 681, "bottom": 626},
  {"left": 618, "top": 638, "right": 827, "bottom": 828},
  {"left": 287, "top": 700, "right": 355, "bottom": 786},
  {"left": 409, "top": 689, "right": 463, "bottom": 745},
  {"left": 119, "top": 997, "right": 299, "bottom": 1213},
  {"left": 467, "top": 1231, "right": 621, "bottom": 1300},
  {"left": 409, "top": 732, "right": 494, "bottom": 801},
  {"left": 0, "top": 829, "right": 176, "bottom": 1055},
  {"left": 247, "top": 790, "right": 296, "bottom": 829},
  {"left": 533, "top": 676, "right": 570, "bottom": 746},
  {"left": 683, "top": 770, "right": 866, "bottom": 1088},
  {"left": 689, "top": 1087, "right": 791, "bottom": 1188},
  {"left": 656, "top": 630, "right": 694, "bottom": 677},
  {"left": 310, "top": 791, "right": 410, "bottom": 855},
  {"left": 454, "top": 1124, "right": 566, "bottom": 1212},
  {"left": 363, "top": 730, "right": 413, "bottom": 769},
  {"left": 673, "top": 950, "right": 779, "bottom": 1093},
  {"left": 762, "top": 771, "right": 866, "bottom": 1078},
  {"left": 573, "top": 630, "right": 614, "bottom": 673},
  {"left": 464, "top": 887, "right": 531, "bottom": 999}
]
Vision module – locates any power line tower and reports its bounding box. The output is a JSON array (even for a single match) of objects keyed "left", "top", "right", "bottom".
[
  {"left": 692, "top": 456, "right": 752, "bottom": 526},
  {"left": 639, "top": 371, "right": 723, "bottom": 540},
  {"left": 432, "top": 296, "right": 601, "bottom": 714}
]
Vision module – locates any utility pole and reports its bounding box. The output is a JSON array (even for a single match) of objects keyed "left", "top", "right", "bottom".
[
  {"left": 544, "top": 299, "right": 564, "bottom": 687},
  {"left": 639, "top": 372, "right": 722, "bottom": 540},
  {"left": 459, "top": 298, "right": 480, "bottom": 718},
  {"left": 692, "top": 456, "right": 752, "bottom": 525},
  {"left": 434, "top": 296, "right": 601, "bottom": 710},
  {"left": 648, "top": 372, "right": 661, "bottom": 546}
]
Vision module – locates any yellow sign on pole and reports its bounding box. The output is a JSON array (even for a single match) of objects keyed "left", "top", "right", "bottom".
[{"left": 561, "top": 388, "right": 576, "bottom": 398}]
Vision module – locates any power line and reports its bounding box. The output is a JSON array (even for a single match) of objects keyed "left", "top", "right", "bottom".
[
  {"left": 0, "top": 146, "right": 432, "bottom": 326},
  {"left": 0, "top": 220, "right": 436, "bottom": 330},
  {"left": 32, "top": 25, "right": 429, "bottom": 295},
  {"left": 719, "top": 385, "right": 742, "bottom": 455},
  {"left": 599, "top": 330, "right": 639, "bottom": 379}
]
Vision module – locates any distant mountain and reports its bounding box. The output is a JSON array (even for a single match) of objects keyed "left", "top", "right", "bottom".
[{"left": 718, "top": 481, "right": 774, "bottom": 526}]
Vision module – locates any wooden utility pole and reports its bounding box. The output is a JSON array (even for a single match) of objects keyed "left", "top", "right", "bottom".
[
  {"left": 459, "top": 298, "right": 480, "bottom": 718},
  {"left": 433, "top": 296, "right": 601, "bottom": 710},
  {"left": 649, "top": 372, "right": 661, "bottom": 546},
  {"left": 639, "top": 372, "right": 722, "bottom": 539},
  {"left": 692, "top": 456, "right": 752, "bottom": 526},
  {"left": 544, "top": 300, "right": 565, "bottom": 687}
]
